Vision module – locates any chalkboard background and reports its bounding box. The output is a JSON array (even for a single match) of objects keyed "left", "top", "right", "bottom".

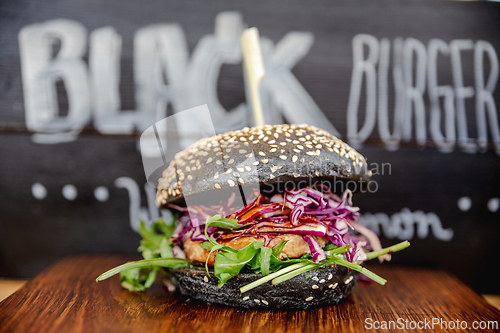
[{"left": 1, "top": 0, "right": 499, "bottom": 294}]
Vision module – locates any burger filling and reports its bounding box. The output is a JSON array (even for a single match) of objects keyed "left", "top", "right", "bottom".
[
  {"left": 97, "top": 186, "right": 409, "bottom": 291},
  {"left": 168, "top": 186, "right": 390, "bottom": 266}
]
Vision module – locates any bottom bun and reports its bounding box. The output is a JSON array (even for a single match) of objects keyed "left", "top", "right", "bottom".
[{"left": 168, "top": 265, "right": 359, "bottom": 310}]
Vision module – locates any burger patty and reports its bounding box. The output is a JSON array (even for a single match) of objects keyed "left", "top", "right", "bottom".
[{"left": 183, "top": 234, "right": 329, "bottom": 266}]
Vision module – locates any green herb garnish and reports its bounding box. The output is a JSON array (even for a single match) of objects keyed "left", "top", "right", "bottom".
[{"left": 96, "top": 214, "right": 410, "bottom": 292}]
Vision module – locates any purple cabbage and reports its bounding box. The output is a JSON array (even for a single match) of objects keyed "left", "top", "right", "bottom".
[
  {"left": 302, "top": 235, "right": 326, "bottom": 262},
  {"left": 167, "top": 186, "right": 379, "bottom": 265}
]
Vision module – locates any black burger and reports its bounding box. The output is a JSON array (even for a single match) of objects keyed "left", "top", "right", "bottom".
[{"left": 97, "top": 124, "right": 409, "bottom": 310}]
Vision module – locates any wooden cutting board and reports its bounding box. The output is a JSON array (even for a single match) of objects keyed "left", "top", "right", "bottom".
[{"left": 0, "top": 255, "right": 499, "bottom": 333}]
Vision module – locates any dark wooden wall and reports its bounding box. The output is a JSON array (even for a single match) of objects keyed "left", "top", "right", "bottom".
[{"left": 1, "top": 0, "right": 499, "bottom": 294}]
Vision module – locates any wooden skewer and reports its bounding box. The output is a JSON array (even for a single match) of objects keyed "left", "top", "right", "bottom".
[{"left": 241, "top": 27, "right": 266, "bottom": 127}]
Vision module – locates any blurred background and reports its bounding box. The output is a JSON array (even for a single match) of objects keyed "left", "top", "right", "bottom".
[{"left": 0, "top": 0, "right": 499, "bottom": 298}]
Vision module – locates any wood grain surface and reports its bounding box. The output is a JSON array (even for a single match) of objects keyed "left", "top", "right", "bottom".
[{"left": 0, "top": 255, "right": 499, "bottom": 333}]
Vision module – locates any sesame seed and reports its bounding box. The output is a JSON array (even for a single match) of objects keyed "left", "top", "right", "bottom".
[
  {"left": 329, "top": 283, "right": 338, "bottom": 289},
  {"left": 237, "top": 167, "right": 244, "bottom": 172},
  {"left": 306, "top": 144, "right": 313, "bottom": 149},
  {"left": 300, "top": 158, "right": 305, "bottom": 163},
  {"left": 206, "top": 157, "right": 213, "bottom": 164},
  {"left": 312, "top": 277, "right": 319, "bottom": 281},
  {"left": 268, "top": 140, "right": 276, "bottom": 144},
  {"left": 240, "top": 137, "right": 247, "bottom": 141},
  {"left": 279, "top": 155, "right": 287, "bottom": 160},
  {"left": 228, "top": 159, "right": 234, "bottom": 165},
  {"left": 254, "top": 299, "right": 260, "bottom": 303},
  {"left": 238, "top": 178, "right": 244, "bottom": 184},
  {"left": 297, "top": 145, "right": 304, "bottom": 149},
  {"left": 259, "top": 152, "right": 266, "bottom": 156},
  {"left": 319, "top": 279, "right": 325, "bottom": 283},
  {"left": 204, "top": 276, "right": 209, "bottom": 282},
  {"left": 214, "top": 183, "right": 221, "bottom": 189},
  {"left": 263, "top": 137, "right": 269, "bottom": 142},
  {"left": 269, "top": 148, "right": 277, "bottom": 153},
  {"left": 305, "top": 297, "right": 313, "bottom": 301},
  {"left": 216, "top": 160, "right": 223, "bottom": 165},
  {"left": 214, "top": 172, "right": 219, "bottom": 179},
  {"left": 253, "top": 140, "right": 259, "bottom": 144},
  {"left": 316, "top": 150, "right": 321, "bottom": 156},
  {"left": 312, "top": 285, "right": 319, "bottom": 289},
  {"left": 269, "top": 174, "right": 275, "bottom": 179},
  {"left": 228, "top": 179, "right": 235, "bottom": 187},
  {"left": 345, "top": 276, "right": 354, "bottom": 284},
  {"left": 187, "top": 175, "right": 193, "bottom": 180},
  {"left": 292, "top": 156, "right": 298, "bottom": 163},
  {"left": 261, "top": 159, "right": 269, "bottom": 164},
  {"left": 262, "top": 300, "right": 269, "bottom": 305},
  {"left": 245, "top": 166, "right": 252, "bottom": 171},
  {"left": 293, "top": 140, "right": 300, "bottom": 144},
  {"left": 274, "top": 133, "right": 279, "bottom": 139},
  {"left": 245, "top": 153, "right": 253, "bottom": 158},
  {"left": 316, "top": 144, "right": 322, "bottom": 149},
  {"left": 223, "top": 155, "right": 230, "bottom": 159},
  {"left": 226, "top": 169, "right": 233, "bottom": 174},
  {"left": 293, "top": 173, "right": 300, "bottom": 177},
  {"left": 239, "top": 149, "right": 247, "bottom": 154},
  {"left": 306, "top": 151, "right": 315, "bottom": 156},
  {"left": 293, "top": 149, "right": 300, "bottom": 153},
  {"left": 252, "top": 161, "right": 259, "bottom": 166},
  {"left": 233, "top": 172, "right": 240, "bottom": 177},
  {"left": 243, "top": 296, "right": 249, "bottom": 301}
]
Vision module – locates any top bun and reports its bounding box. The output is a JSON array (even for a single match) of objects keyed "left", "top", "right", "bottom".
[{"left": 156, "top": 124, "right": 370, "bottom": 207}]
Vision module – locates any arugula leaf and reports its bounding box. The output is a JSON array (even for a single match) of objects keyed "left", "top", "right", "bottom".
[
  {"left": 205, "top": 243, "right": 225, "bottom": 275},
  {"left": 144, "top": 267, "right": 159, "bottom": 289},
  {"left": 137, "top": 218, "right": 177, "bottom": 259},
  {"left": 204, "top": 214, "right": 253, "bottom": 246},
  {"left": 205, "top": 214, "right": 246, "bottom": 229},
  {"left": 138, "top": 220, "right": 163, "bottom": 248},
  {"left": 271, "top": 240, "right": 288, "bottom": 257},
  {"left": 256, "top": 246, "right": 272, "bottom": 276},
  {"left": 159, "top": 237, "right": 173, "bottom": 258},
  {"left": 120, "top": 267, "right": 149, "bottom": 291},
  {"left": 214, "top": 241, "right": 263, "bottom": 287}
]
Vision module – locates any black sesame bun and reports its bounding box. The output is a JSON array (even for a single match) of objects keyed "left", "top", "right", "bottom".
[
  {"left": 169, "top": 265, "right": 359, "bottom": 310},
  {"left": 156, "top": 124, "right": 370, "bottom": 207}
]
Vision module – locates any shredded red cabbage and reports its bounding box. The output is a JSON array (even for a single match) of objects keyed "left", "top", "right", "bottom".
[{"left": 168, "top": 186, "right": 381, "bottom": 264}]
